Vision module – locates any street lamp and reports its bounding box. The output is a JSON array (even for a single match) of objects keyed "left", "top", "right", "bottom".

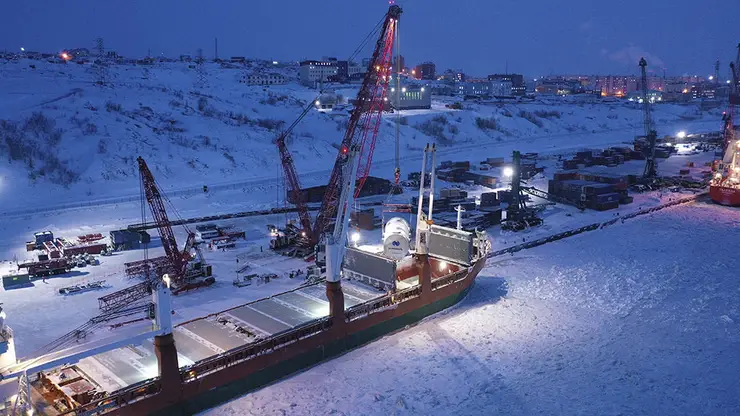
[
  {"left": 503, "top": 166, "right": 514, "bottom": 178},
  {"left": 676, "top": 131, "right": 686, "bottom": 139}
]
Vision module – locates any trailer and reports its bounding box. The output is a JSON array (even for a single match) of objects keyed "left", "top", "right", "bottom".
[
  {"left": 59, "top": 280, "right": 107, "bottom": 296},
  {"left": 19, "top": 258, "right": 73, "bottom": 277}
]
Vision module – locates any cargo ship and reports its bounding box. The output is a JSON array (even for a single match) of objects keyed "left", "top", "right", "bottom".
[
  {"left": 709, "top": 135, "right": 740, "bottom": 206},
  {"left": 710, "top": 56, "right": 740, "bottom": 207},
  {"left": 0, "top": 145, "right": 491, "bottom": 416},
  {"left": 710, "top": 117, "right": 740, "bottom": 206}
]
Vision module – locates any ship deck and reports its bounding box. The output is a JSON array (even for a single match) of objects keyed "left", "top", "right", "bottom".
[{"left": 71, "top": 280, "right": 385, "bottom": 393}]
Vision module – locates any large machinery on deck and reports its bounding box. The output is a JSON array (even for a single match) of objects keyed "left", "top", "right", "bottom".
[
  {"left": 276, "top": 5, "right": 402, "bottom": 250},
  {"left": 710, "top": 43, "right": 740, "bottom": 206}
]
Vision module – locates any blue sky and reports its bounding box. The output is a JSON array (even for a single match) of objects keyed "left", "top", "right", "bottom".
[{"left": 1, "top": 0, "right": 738, "bottom": 78}]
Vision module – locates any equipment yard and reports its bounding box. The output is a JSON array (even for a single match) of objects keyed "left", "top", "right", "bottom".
[{"left": 0, "top": 142, "right": 721, "bottom": 356}]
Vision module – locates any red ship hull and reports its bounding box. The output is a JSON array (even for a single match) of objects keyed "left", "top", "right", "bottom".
[{"left": 710, "top": 184, "right": 740, "bottom": 207}]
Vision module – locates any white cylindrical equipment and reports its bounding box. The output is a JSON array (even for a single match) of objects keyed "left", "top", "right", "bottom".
[{"left": 383, "top": 217, "right": 411, "bottom": 260}]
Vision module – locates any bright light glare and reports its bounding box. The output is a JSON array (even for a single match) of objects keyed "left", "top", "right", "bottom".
[
  {"left": 727, "top": 80, "right": 732, "bottom": 84},
  {"left": 272, "top": 61, "right": 278, "bottom": 65},
  {"left": 162, "top": 274, "right": 171, "bottom": 288},
  {"left": 438, "top": 260, "right": 447, "bottom": 271},
  {"left": 709, "top": 75, "right": 714, "bottom": 81},
  {"left": 503, "top": 166, "right": 514, "bottom": 177},
  {"left": 676, "top": 131, "right": 687, "bottom": 139},
  {"left": 20, "top": 47, "right": 25, "bottom": 52},
  {"left": 315, "top": 100, "right": 320, "bottom": 106},
  {"left": 351, "top": 232, "right": 360, "bottom": 243}
]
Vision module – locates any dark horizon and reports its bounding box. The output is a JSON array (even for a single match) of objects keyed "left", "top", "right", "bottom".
[{"left": 1, "top": 0, "right": 738, "bottom": 79}]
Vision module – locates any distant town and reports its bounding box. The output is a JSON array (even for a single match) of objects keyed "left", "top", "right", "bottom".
[{"left": 1, "top": 45, "right": 728, "bottom": 112}]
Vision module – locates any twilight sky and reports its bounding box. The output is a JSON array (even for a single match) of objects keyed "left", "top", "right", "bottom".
[{"left": 1, "top": 0, "right": 738, "bottom": 78}]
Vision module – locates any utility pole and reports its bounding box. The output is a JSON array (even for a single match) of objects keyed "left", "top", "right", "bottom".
[
  {"left": 715, "top": 60, "right": 720, "bottom": 84},
  {"left": 94, "top": 37, "right": 107, "bottom": 86},
  {"left": 214, "top": 38, "right": 219, "bottom": 62},
  {"left": 640, "top": 57, "right": 657, "bottom": 179},
  {"left": 394, "top": 18, "right": 401, "bottom": 186}
]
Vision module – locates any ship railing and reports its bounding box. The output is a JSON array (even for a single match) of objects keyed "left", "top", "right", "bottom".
[
  {"left": 180, "top": 317, "right": 332, "bottom": 382},
  {"left": 0, "top": 326, "right": 12, "bottom": 342},
  {"left": 344, "top": 285, "right": 422, "bottom": 322},
  {"left": 431, "top": 269, "right": 468, "bottom": 291},
  {"left": 57, "top": 378, "right": 161, "bottom": 415}
]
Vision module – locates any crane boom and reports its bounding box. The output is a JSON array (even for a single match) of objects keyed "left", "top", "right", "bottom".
[
  {"left": 312, "top": 5, "right": 402, "bottom": 241},
  {"left": 639, "top": 57, "right": 657, "bottom": 178},
  {"left": 277, "top": 136, "right": 313, "bottom": 237},
  {"left": 137, "top": 157, "right": 186, "bottom": 279}
]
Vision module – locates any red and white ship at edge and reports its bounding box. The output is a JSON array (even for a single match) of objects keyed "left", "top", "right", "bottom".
[{"left": 710, "top": 49, "right": 740, "bottom": 207}]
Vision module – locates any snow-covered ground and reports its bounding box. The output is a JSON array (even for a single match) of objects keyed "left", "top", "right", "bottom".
[
  {"left": 201, "top": 201, "right": 740, "bottom": 416},
  {"left": 0, "top": 58, "right": 722, "bottom": 214},
  {"left": 1, "top": 56, "right": 736, "bottom": 412}
]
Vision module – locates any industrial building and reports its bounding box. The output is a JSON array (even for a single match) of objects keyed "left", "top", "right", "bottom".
[
  {"left": 335, "top": 60, "right": 364, "bottom": 80},
  {"left": 488, "top": 74, "right": 526, "bottom": 96},
  {"left": 413, "top": 62, "right": 436, "bottom": 80},
  {"left": 390, "top": 83, "right": 431, "bottom": 109},
  {"left": 459, "top": 80, "right": 491, "bottom": 98},
  {"left": 241, "top": 73, "right": 287, "bottom": 86},
  {"left": 299, "top": 60, "right": 338, "bottom": 87}
]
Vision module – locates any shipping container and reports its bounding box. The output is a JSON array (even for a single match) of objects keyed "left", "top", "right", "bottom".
[
  {"left": 576, "top": 150, "right": 595, "bottom": 159},
  {"left": 595, "top": 192, "right": 621, "bottom": 203},
  {"left": 486, "top": 157, "right": 505, "bottom": 167},
  {"left": 451, "top": 161, "right": 470, "bottom": 170},
  {"left": 592, "top": 201, "right": 619, "bottom": 211},
  {"left": 583, "top": 183, "right": 615, "bottom": 195},
  {"left": 554, "top": 171, "right": 578, "bottom": 181},
  {"left": 497, "top": 190, "right": 513, "bottom": 204},
  {"left": 563, "top": 160, "right": 579, "bottom": 170}
]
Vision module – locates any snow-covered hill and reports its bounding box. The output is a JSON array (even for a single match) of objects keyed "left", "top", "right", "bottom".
[{"left": 0, "top": 59, "right": 721, "bottom": 211}]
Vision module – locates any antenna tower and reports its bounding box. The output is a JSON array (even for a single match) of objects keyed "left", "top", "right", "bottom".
[
  {"left": 195, "top": 48, "right": 208, "bottom": 90},
  {"left": 94, "top": 37, "right": 108, "bottom": 86}
]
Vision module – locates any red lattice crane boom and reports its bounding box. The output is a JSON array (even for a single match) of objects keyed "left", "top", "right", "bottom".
[
  {"left": 137, "top": 157, "right": 187, "bottom": 280},
  {"left": 277, "top": 136, "right": 313, "bottom": 237},
  {"left": 312, "top": 5, "right": 402, "bottom": 241}
]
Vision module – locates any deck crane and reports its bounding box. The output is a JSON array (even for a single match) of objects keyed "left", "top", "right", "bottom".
[
  {"left": 276, "top": 4, "right": 402, "bottom": 247},
  {"left": 722, "top": 62, "right": 738, "bottom": 150},
  {"left": 136, "top": 157, "right": 213, "bottom": 292},
  {"left": 639, "top": 57, "right": 658, "bottom": 179},
  {"left": 313, "top": 5, "right": 401, "bottom": 240},
  {"left": 721, "top": 43, "right": 740, "bottom": 151}
]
